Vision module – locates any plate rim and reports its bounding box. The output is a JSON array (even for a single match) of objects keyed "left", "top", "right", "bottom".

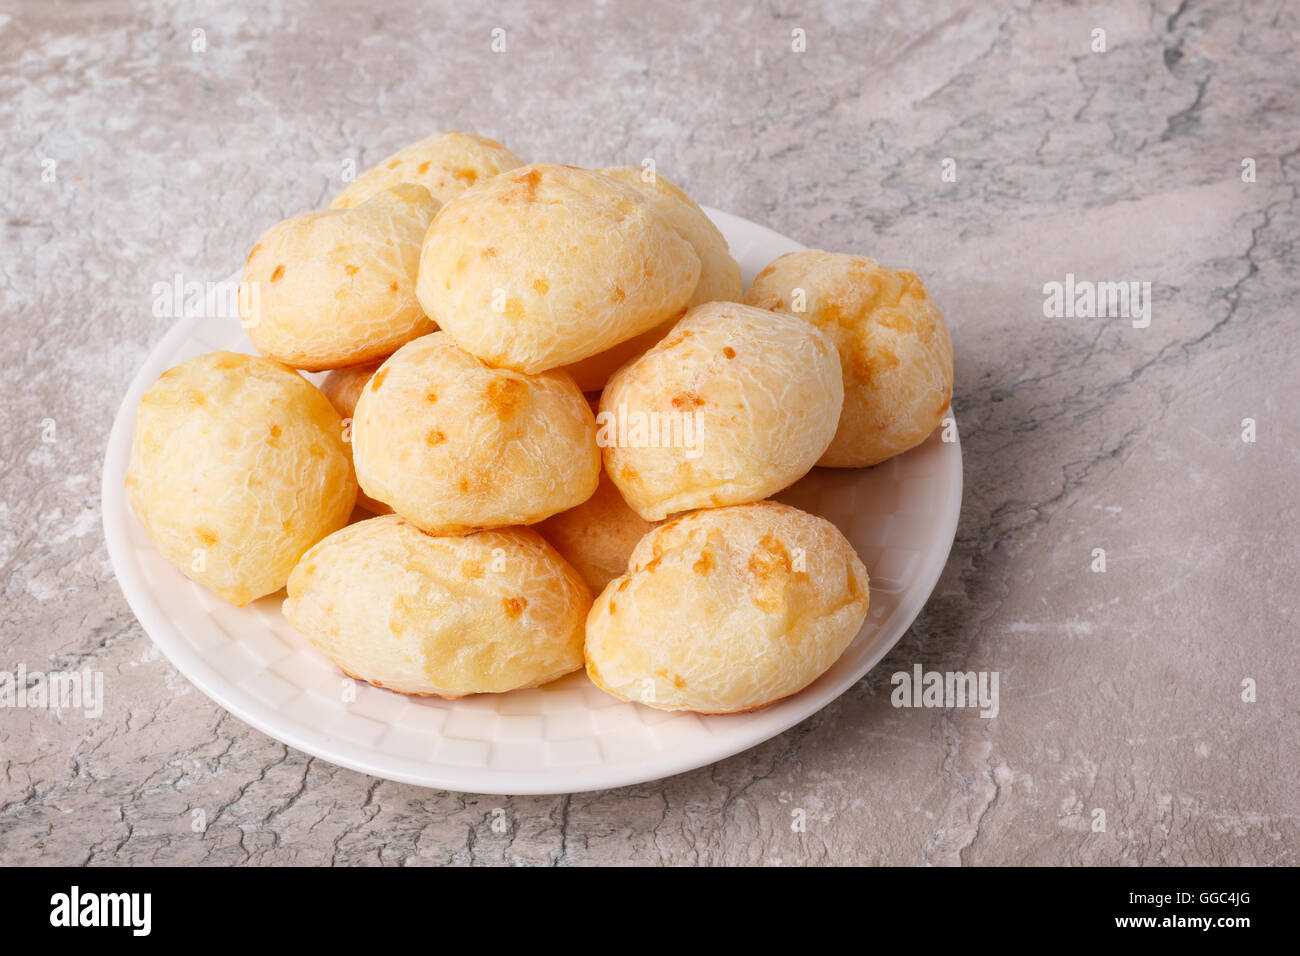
[{"left": 101, "top": 206, "right": 963, "bottom": 795}]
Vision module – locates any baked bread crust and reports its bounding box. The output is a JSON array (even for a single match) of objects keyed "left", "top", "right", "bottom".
[
  {"left": 416, "top": 164, "right": 701, "bottom": 373},
  {"left": 329, "top": 131, "right": 523, "bottom": 209},
  {"left": 125, "top": 351, "right": 356, "bottom": 606},
  {"left": 584, "top": 502, "right": 869, "bottom": 713},
  {"left": 351, "top": 332, "right": 600, "bottom": 534},
  {"left": 243, "top": 184, "right": 441, "bottom": 371},
  {"left": 600, "top": 301, "right": 843, "bottom": 520},
  {"left": 285, "top": 516, "right": 590, "bottom": 697},
  {"left": 744, "top": 251, "right": 954, "bottom": 467}
]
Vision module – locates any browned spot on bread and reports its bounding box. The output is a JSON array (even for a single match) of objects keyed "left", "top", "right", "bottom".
[
  {"left": 611, "top": 286, "right": 625, "bottom": 302},
  {"left": 370, "top": 368, "right": 388, "bottom": 391},
  {"left": 185, "top": 389, "right": 206, "bottom": 407},
  {"left": 876, "top": 307, "right": 916, "bottom": 333},
  {"left": 657, "top": 670, "right": 687, "bottom": 689},
  {"left": 671, "top": 392, "right": 704, "bottom": 410},
  {"left": 486, "top": 376, "right": 527, "bottom": 418},
  {"left": 753, "top": 263, "right": 778, "bottom": 282},
  {"left": 195, "top": 526, "right": 219, "bottom": 546},
  {"left": 458, "top": 477, "right": 472, "bottom": 493},
  {"left": 267, "top": 423, "right": 282, "bottom": 444},
  {"left": 426, "top": 428, "right": 446, "bottom": 445},
  {"left": 461, "top": 560, "right": 485, "bottom": 579},
  {"left": 417, "top": 161, "right": 431, "bottom": 174},
  {"left": 693, "top": 550, "right": 714, "bottom": 574},
  {"left": 246, "top": 244, "right": 261, "bottom": 264},
  {"left": 748, "top": 534, "right": 794, "bottom": 612},
  {"left": 345, "top": 264, "right": 359, "bottom": 276},
  {"left": 482, "top": 246, "right": 497, "bottom": 259},
  {"left": 722, "top": 346, "right": 736, "bottom": 359},
  {"left": 503, "top": 596, "right": 527, "bottom": 618},
  {"left": 453, "top": 167, "right": 478, "bottom": 184},
  {"left": 533, "top": 277, "right": 549, "bottom": 295},
  {"left": 514, "top": 167, "right": 543, "bottom": 197},
  {"left": 213, "top": 354, "right": 243, "bottom": 370},
  {"left": 424, "top": 388, "right": 438, "bottom": 403},
  {"left": 387, "top": 160, "right": 400, "bottom": 169},
  {"left": 270, "top": 265, "right": 285, "bottom": 282},
  {"left": 389, "top": 281, "right": 399, "bottom": 292}
]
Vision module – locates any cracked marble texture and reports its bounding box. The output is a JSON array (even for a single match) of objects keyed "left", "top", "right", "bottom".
[{"left": 2, "top": 0, "right": 1298, "bottom": 865}]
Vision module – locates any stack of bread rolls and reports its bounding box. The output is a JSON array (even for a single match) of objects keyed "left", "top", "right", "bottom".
[{"left": 126, "top": 132, "right": 953, "bottom": 714}]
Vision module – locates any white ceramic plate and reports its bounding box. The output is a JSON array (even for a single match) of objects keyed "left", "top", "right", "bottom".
[{"left": 102, "top": 208, "right": 962, "bottom": 795}]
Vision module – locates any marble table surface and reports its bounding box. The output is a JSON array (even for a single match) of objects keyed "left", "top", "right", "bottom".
[{"left": 2, "top": 0, "right": 1296, "bottom": 866}]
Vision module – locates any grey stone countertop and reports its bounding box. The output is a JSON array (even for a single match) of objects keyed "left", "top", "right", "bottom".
[{"left": 1, "top": 0, "right": 1297, "bottom": 865}]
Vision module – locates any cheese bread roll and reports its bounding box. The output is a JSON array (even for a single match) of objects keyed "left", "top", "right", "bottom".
[
  {"left": 600, "top": 302, "right": 843, "bottom": 521},
  {"left": 125, "top": 351, "right": 356, "bottom": 606},
  {"left": 744, "top": 251, "right": 953, "bottom": 467},
  {"left": 416, "top": 164, "right": 701, "bottom": 373},
  {"left": 352, "top": 332, "right": 600, "bottom": 535},
  {"left": 585, "top": 502, "right": 869, "bottom": 713},
  {"left": 242, "top": 184, "right": 441, "bottom": 371},
  {"left": 285, "top": 517, "right": 590, "bottom": 698}
]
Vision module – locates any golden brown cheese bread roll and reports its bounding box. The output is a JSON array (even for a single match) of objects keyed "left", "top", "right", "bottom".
[
  {"left": 351, "top": 332, "right": 600, "bottom": 535},
  {"left": 416, "top": 163, "right": 701, "bottom": 373},
  {"left": 600, "top": 301, "right": 843, "bottom": 521},
  {"left": 329, "top": 131, "right": 524, "bottom": 209},
  {"left": 318, "top": 360, "right": 391, "bottom": 515},
  {"left": 125, "top": 351, "right": 356, "bottom": 606},
  {"left": 584, "top": 502, "right": 869, "bottom": 713},
  {"left": 285, "top": 516, "right": 590, "bottom": 698},
  {"left": 743, "top": 251, "right": 954, "bottom": 467},
  {"left": 560, "top": 167, "right": 743, "bottom": 391},
  {"left": 242, "top": 184, "right": 440, "bottom": 371},
  {"left": 537, "top": 470, "right": 660, "bottom": 594}
]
